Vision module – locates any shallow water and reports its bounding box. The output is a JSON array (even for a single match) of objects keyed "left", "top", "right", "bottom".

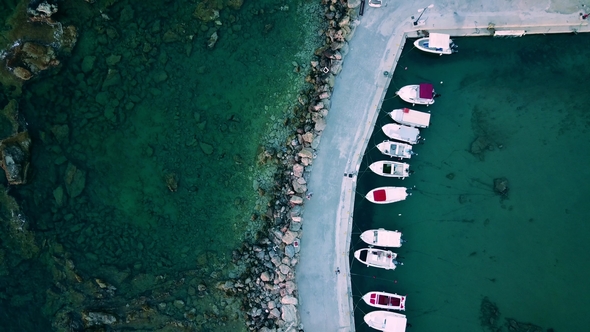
[
  {"left": 0, "top": 0, "right": 322, "bottom": 330},
  {"left": 352, "top": 33, "right": 590, "bottom": 331}
]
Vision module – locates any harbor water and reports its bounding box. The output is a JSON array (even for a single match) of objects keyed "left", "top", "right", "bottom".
[{"left": 351, "top": 33, "right": 590, "bottom": 331}]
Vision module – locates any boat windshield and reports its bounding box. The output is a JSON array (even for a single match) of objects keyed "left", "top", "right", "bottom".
[{"left": 373, "top": 230, "right": 378, "bottom": 243}]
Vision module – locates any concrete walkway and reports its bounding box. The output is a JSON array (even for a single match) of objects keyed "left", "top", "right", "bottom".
[{"left": 295, "top": 1, "right": 588, "bottom": 331}]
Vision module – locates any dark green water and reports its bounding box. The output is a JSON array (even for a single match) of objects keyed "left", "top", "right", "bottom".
[
  {"left": 352, "top": 34, "right": 590, "bottom": 332},
  {"left": 0, "top": 0, "right": 322, "bottom": 330}
]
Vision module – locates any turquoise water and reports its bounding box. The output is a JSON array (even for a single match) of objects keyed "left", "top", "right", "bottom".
[
  {"left": 352, "top": 34, "right": 590, "bottom": 331},
  {"left": 0, "top": 0, "right": 323, "bottom": 330}
]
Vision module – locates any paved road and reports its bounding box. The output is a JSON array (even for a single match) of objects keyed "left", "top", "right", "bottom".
[{"left": 295, "top": 1, "right": 588, "bottom": 331}]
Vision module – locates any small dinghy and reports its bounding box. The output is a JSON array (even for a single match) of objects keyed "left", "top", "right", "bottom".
[
  {"left": 362, "top": 291, "right": 407, "bottom": 311},
  {"left": 354, "top": 248, "right": 401, "bottom": 270},
  {"left": 360, "top": 228, "right": 404, "bottom": 247},
  {"left": 365, "top": 187, "right": 409, "bottom": 204},
  {"left": 389, "top": 108, "right": 431, "bottom": 128},
  {"left": 376, "top": 141, "right": 414, "bottom": 159},
  {"left": 364, "top": 311, "right": 407, "bottom": 332},
  {"left": 396, "top": 83, "right": 435, "bottom": 105},
  {"left": 368, "top": 161, "right": 410, "bottom": 179},
  {"left": 414, "top": 33, "right": 457, "bottom": 55},
  {"left": 381, "top": 123, "right": 420, "bottom": 144}
]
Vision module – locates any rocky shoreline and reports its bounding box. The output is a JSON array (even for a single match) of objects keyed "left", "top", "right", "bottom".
[
  {"left": 226, "top": 1, "right": 360, "bottom": 331},
  {"left": 0, "top": 0, "right": 360, "bottom": 330}
]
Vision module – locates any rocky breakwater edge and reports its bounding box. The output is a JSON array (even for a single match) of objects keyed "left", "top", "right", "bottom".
[{"left": 224, "top": 1, "right": 361, "bottom": 331}]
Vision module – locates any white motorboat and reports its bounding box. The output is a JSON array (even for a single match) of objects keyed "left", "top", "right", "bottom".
[
  {"left": 414, "top": 33, "right": 457, "bottom": 55},
  {"left": 354, "top": 248, "right": 401, "bottom": 270},
  {"left": 362, "top": 291, "right": 407, "bottom": 311},
  {"left": 376, "top": 141, "right": 414, "bottom": 159},
  {"left": 364, "top": 311, "right": 407, "bottom": 332},
  {"left": 389, "top": 108, "right": 431, "bottom": 128},
  {"left": 396, "top": 83, "right": 435, "bottom": 105},
  {"left": 368, "top": 161, "right": 410, "bottom": 179},
  {"left": 381, "top": 123, "right": 420, "bottom": 144},
  {"left": 360, "top": 228, "right": 404, "bottom": 247},
  {"left": 365, "top": 187, "right": 409, "bottom": 204}
]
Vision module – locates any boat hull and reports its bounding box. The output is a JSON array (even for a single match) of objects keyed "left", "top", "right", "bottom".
[
  {"left": 365, "top": 186, "right": 409, "bottom": 204},
  {"left": 413, "top": 38, "right": 453, "bottom": 55},
  {"left": 376, "top": 141, "right": 413, "bottom": 159},
  {"left": 396, "top": 84, "right": 434, "bottom": 105},
  {"left": 364, "top": 311, "right": 407, "bottom": 332},
  {"left": 362, "top": 291, "right": 407, "bottom": 311},
  {"left": 354, "top": 248, "right": 399, "bottom": 270},
  {"left": 368, "top": 161, "right": 410, "bottom": 179},
  {"left": 360, "top": 228, "right": 403, "bottom": 247},
  {"left": 381, "top": 123, "right": 420, "bottom": 144}
]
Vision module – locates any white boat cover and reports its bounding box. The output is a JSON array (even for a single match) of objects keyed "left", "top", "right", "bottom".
[
  {"left": 390, "top": 108, "right": 431, "bottom": 128},
  {"left": 428, "top": 33, "right": 450, "bottom": 49},
  {"left": 364, "top": 311, "right": 407, "bottom": 332}
]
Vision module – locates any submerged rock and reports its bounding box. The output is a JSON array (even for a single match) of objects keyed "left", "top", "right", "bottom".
[
  {"left": 64, "top": 163, "right": 86, "bottom": 198},
  {"left": 82, "top": 311, "right": 117, "bottom": 327},
  {"left": 0, "top": 132, "right": 31, "bottom": 185},
  {"left": 493, "top": 177, "right": 509, "bottom": 196}
]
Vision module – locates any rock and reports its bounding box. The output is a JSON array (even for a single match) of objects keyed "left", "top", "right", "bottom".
[
  {"left": 173, "top": 300, "right": 185, "bottom": 309},
  {"left": 81, "top": 311, "right": 117, "bottom": 327},
  {"left": 302, "top": 132, "right": 314, "bottom": 143},
  {"left": 292, "top": 163, "right": 304, "bottom": 177},
  {"left": 267, "top": 300, "right": 276, "bottom": 309},
  {"left": 281, "top": 295, "right": 298, "bottom": 305},
  {"left": 0, "top": 132, "right": 31, "bottom": 185},
  {"left": 269, "top": 308, "right": 281, "bottom": 319},
  {"left": 292, "top": 179, "right": 307, "bottom": 194},
  {"left": 298, "top": 148, "right": 314, "bottom": 159},
  {"left": 279, "top": 264, "right": 291, "bottom": 275},
  {"left": 208, "top": 31, "right": 219, "bottom": 48},
  {"left": 314, "top": 117, "right": 327, "bottom": 131},
  {"left": 53, "top": 186, "right": 65, "bottom": 207},
  {"left": 281, "top": 304, "right": 298, "bottom": 323},
  {"left": 260, "top": 271, "right": 271, "bottom": 282},
  {"left": 81, "top": 56, "right": 96, "bottom": 73},
  {"left": 64, "top": 162, "right": 86, "bottom": 198},
  {"left": 13, "top": 67, "right": 32, "bottom": 80},
  {"left": 284, "top": 245, "right": 295, "bottom": 258},
  {"left": 199, "top": 142, "right": 213, "bottom": 154},
  {"left": 102, "top": 69, "right": 121, "bottom": 89},
  {"left": 285, "top": 281, "right": 296, "bottom": 294},
  {"left": 282, "top": 231, "right": 297, "bottom": 245},
  {"left": 289, "top": 196, "right": 303, "bottom": 205},
  {"left": 153, "top": 70, "right": 168, "bottom": 83},
  {"left": 106, "top": 54, "right": 121, "bottom": 66},
  {"left": 493, "top": 177, "right": 509, "bottom": 196}
]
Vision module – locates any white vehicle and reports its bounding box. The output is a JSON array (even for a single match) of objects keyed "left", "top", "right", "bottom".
[
  {"left": 360, "top": 228, "right": 404, "bottom": 247},
  {"left": 389, "top": 108, "right": 431, "bottom": 128},
  {"left": 396, "top": 83, "right": 435, "bottom": 105},
  {"left": 376, "top": 141, "right": 414, "bottom": 159},
  {"left": 368, "top": 161, "right": 410, "bottom": 179},
  {"left": 364, "top": 311, "right": 407, "bottom": 332},
  {"left": 354, "top": 248, "right": 401, "bottom": 270},
  {"left": 381, "top": 123, "right": 420, "bottom": 144},
  {"left": 365, "top": 186, "right": 409, "bottom": 204},
  {"left": 414, "top": 33, "right": 457, "bottom": 55}
]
